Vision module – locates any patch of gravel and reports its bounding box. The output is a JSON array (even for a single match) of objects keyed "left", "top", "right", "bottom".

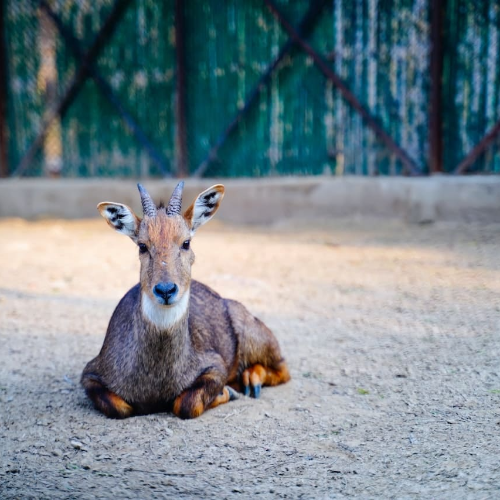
[{"left": 1, "top": 217, "right": 499, "bottom": 498}]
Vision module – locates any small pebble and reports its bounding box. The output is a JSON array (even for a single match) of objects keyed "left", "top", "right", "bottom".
[
  {"left": 80, "top": 458, "right": 92, "bottom": 470},
  {"left": 71, "top": 440, "right": 84, "bottom": 450}
]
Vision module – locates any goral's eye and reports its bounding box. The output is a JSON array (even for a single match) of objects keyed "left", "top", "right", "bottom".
[
  {"left": 182, "top": 240, "right": 191, "bottom": 251},
  {"left": 138, "top": 243, "right": 148, "bottom": 254}
]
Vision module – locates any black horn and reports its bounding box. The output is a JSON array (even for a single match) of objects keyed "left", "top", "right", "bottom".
[
  {"left": 166, "top": 181, "right": 184, "bottom": 216},
  {"left": 137, "top": 184, "right": 157, "bottom": 218}
]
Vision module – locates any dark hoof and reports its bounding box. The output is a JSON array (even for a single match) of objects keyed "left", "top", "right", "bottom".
[
  {"left": 252, "top": 384, "right": 261, "bottom": 399},
  {"left": 227, "top": 386, "right": 239, "bottom": 401},
  {"left": 243, "top": 385, "right": 250, "bottom": 397}
]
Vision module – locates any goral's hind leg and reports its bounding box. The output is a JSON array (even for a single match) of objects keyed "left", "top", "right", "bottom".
[
  {"left": 225, "top": 298, "right": 291, "bottom": 398},
  {"left": 241, "top": 361, "right": 290, "bottom": 398},
  {"left": 81, "top": 376, "right": 133, "bottom": 419}
]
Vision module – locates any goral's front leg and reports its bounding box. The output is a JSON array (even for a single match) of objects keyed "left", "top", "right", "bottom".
[
  {"left": 172, "top": 369, "right": 238, "bottom": 419},
  {"left": 82, "top": 375, "right": 134, "bottom": 419}
]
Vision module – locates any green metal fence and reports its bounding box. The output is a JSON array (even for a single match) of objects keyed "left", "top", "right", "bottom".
[
  {"left": 444, "top": 0, "right": 500, "bottom": 174},
  {"left": 0, "top": 0, "right": 499, "bottom": 178}
]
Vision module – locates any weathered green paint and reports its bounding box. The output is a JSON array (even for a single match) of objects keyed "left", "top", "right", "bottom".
[
  {"left": 443, "top": 0, "right": 500, "bottom": 173},
  {"left": 3, "top": 0, "right": 500, "bottom": 177},
  {"left": 56, "top": 0, "right": 177, "bottom": 177}
]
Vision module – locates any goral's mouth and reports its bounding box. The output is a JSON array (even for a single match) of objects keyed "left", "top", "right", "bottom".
[
  {"left": 141, "top": 291, "right": 190, "bottom": 331},
  {"left": 154, "top": 295, "right": 178, "bottom": 307}
]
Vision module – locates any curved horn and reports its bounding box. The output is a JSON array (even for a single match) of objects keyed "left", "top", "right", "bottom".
[
  {"left": 137, "top": 183, "right": 157, "bottom": 218},
  {"left": 166, "top": 181, "right": 184, "bottom": 216}
]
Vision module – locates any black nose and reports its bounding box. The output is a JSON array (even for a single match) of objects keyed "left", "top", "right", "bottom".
[{"left": 153, "top": 282, "right": 178, "bottom": 304}]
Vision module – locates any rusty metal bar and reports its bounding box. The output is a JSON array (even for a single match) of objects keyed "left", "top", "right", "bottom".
[
  {"left": 175, "top": 0, "right": 188, "bottom": 177},
  {"left": 264, "top": 0, "right": 422, "bottom": 176},
  {"left": 0, "top": 0, "right": 9, "bottom": 177},
  {"left": 455, "top": 119, "right": 500, "bottom": 174},
  {"left": 12, "top": 0, "right": 131, "bottom": 177},
  {"left": 38, "top": 0, "right": 170, "bottom": 176},
  {"left": 193, "top": 0, "right": 327, "bottom": 178},
  {"left": 429, "top": 0, "right": 445, "bottom": 173}
]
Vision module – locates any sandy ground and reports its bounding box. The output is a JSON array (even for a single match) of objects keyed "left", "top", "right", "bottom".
[{"left": 1, "top": 215, "right": 499, "bottom": 499}]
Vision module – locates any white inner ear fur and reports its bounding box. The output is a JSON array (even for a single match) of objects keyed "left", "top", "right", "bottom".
[
  {"left": 99, "top": 202, "right": 139, "bottom": 241},
  {"left": 141, "top": 289, "right": 190, "bottom": 330},
  {"left": 191, "top": 189, "right": 223, "bottom": 234}
]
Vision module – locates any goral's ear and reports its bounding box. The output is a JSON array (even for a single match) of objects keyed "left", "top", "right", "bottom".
[
  {"left": 97, "top": 202, "right": 141, "bottom": 242},
  {"left": 183, "top": 184, "right": 225, "bottom": 234}
]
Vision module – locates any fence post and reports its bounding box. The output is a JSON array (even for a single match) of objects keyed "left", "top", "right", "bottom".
[
  {"left": 0, "top": 0, "right": 9, "bottom": 177},
  {"left": 175, "top": 0, "right": 188, "bottom": 178},
  {"left": 429, "top": 0, "right": 445, "bottom": 174}
]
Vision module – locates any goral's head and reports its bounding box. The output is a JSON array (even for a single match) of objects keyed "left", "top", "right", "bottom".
[{"left": 98, "top": 182, "right": 224, "bottom": 307}]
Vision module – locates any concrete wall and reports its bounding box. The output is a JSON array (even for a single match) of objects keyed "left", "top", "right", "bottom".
[{"left": 0, "top": 176, "right": 499, "bottom": 223}]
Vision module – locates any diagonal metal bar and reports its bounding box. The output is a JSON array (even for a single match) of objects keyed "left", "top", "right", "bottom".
[
  {"left": 454, "top": 119, "right": 500, "bottom": 174},
  {"left": 192, "top": 0, "right": 328, "bottom": 178},
  {"left": 12, "top": 0, "right": 131, "bottom": 177},
  {"left": 39, "top": 0, "right": 170, "bottom": 176},
  {"left": 264, "top": 0, "right": 422, "bottom": 176}
]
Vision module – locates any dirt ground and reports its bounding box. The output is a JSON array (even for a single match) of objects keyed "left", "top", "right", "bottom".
[{"left": 1, "top": 215, "right": 499, "bottom": 499}]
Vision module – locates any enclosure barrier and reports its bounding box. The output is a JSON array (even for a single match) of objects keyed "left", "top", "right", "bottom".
[{"left": 1, "top": 0, "right": 499, "bottom": 178}]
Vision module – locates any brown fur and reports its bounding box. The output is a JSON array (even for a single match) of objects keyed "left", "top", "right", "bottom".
[
  {"left": 138, "top": 212, "right": 194, "bottom": 305},
  {"left": 81, "top": 184, "right": 290, "bottom": 419},
  {"left": 243, "top": 362, "right": 290, "bottom": 388},
  {"left": 83, "top": 378, "right": 133, "bottom": 419},
  {"left": 208, "top": 387, "right": 233, "bottom": 409}
]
